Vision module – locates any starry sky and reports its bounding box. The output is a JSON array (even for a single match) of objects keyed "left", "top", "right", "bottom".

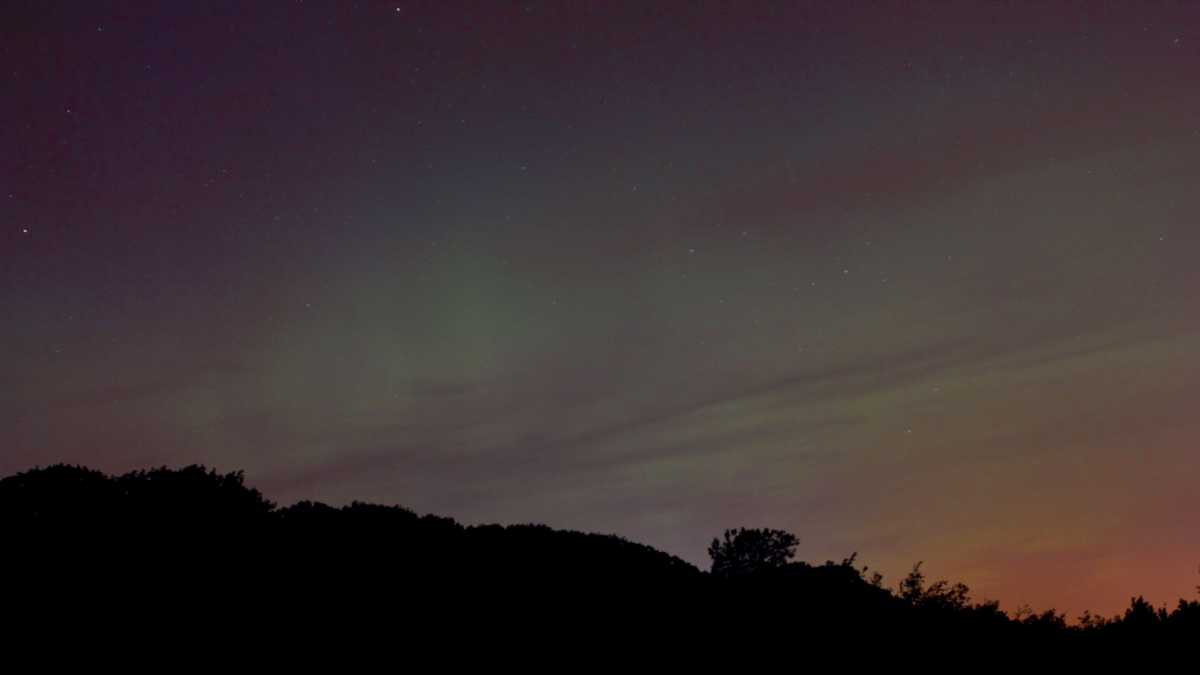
[{"left": 4, "top": 1, "right": 1199, "bottom": 616}]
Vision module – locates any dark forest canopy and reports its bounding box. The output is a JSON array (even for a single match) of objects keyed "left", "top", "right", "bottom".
[{"left": 3, "top": 464, "right": 1197, "bottom": 646}]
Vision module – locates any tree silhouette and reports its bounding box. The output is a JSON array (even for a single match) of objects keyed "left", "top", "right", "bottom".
[
  {"left": 4, "top": 463, "right": 1200, "bottom": 645},
  {"left": 707, "top": 527, "right": 798, "bottom": 577}
]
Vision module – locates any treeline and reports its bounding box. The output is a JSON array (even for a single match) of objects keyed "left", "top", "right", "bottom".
[{"left": 2, "top": 464, "right": 1197, "bottom": 646}]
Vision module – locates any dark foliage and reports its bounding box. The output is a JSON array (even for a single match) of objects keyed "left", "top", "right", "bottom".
[
  {"left": 708, "top": 527, "right": 798, "bottom": 577},
  {"left": 2, "top": 463, "right": 1196, "bottom": 651}
]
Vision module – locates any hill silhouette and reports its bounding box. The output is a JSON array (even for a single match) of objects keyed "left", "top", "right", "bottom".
[{"left": 3, "top": 464, "right": 1197, "bottom": 648}]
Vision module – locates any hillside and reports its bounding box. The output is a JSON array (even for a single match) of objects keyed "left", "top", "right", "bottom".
[{"left": 3, "top": 464, "right": 1196, "bottom": 647}]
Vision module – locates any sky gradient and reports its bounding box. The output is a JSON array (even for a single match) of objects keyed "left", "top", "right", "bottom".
[{"left": 5, "top": 1, "right": 1200, "bottom": 616}]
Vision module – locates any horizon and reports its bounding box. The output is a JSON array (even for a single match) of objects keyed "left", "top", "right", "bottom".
[
  {"left": 6, "top": 460, "right": 1195, "bottom": 621},
  {"left": 6, "top": 1, "right": 1199, "bottom": 619}
]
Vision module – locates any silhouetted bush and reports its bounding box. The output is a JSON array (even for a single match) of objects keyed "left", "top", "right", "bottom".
[{"left": 707, "top": 526, "right": 798, "bottom": 577}]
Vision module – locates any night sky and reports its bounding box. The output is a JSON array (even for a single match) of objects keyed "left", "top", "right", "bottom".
[{"left": 5, "top": 1, "right": 1200, "bottom": 616}]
